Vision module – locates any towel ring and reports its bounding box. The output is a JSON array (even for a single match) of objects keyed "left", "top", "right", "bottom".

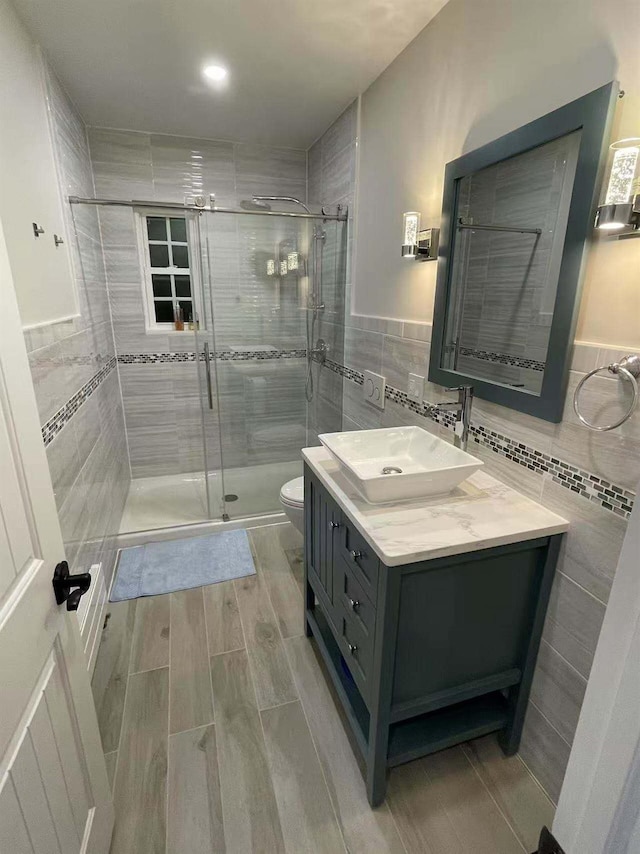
[{"left": 573, "top": 354, "right": 640, "bottom": 432}]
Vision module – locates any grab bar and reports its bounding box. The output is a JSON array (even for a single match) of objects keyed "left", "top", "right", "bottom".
[{"left": 573, "top": 354, "right": 640, "bottom": 431}]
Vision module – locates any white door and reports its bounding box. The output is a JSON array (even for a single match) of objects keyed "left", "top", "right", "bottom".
[
  {"left": 0, "top": 220, "right": 113, "bottom": 852},
  {"left": 553, "top": 482, "right": 640, "bottom": 853}
]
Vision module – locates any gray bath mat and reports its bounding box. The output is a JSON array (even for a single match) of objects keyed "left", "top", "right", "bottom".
[{"left": 110, "top": 529, "right": 256, "bottom": 601}]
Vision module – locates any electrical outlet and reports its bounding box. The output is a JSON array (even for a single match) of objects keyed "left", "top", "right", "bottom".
[
  {"left": 363, "top": 370, "right": 386, "bottom": 410},
  {"left": 408, "top": 373, "right": 425, "bottom": 401}
]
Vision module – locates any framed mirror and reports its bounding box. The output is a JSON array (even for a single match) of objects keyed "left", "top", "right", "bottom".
[{"left": 429, "top": 82, "right": 617, "bottom": 422}]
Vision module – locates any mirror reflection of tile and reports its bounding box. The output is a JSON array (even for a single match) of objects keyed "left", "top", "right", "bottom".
[{"left": 446, "top": 132, "right": 582, "bottom": 395}]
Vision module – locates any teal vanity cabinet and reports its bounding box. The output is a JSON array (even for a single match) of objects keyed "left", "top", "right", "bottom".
[{"left": 303, "top": 463, "right": 564, "bottom": 807}]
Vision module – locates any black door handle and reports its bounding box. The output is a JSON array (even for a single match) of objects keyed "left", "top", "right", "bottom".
[{"left": 52, "top": 561, "right": 91, "bottom": 612}]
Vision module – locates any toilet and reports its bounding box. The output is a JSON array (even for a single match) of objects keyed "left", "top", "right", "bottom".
[{"left": 279, "top": 476, "right": 304, "bottom": 534}]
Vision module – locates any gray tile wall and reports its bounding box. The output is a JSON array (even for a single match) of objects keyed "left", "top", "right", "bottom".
[
  {"left": 340, "top": 310, "right": 638, "bottom": 801},
  {"left": 306, "top": 100, "right": 358, "bottom": 444},
  {"left": 86, "top": 127, "right": 309, "bottom": 477},
  {"left": 24, "top": 66, "right": 129, "bottom": 590}
]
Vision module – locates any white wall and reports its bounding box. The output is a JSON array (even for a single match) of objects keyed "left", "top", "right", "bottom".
[
  {"left": 354, "top": 0, "right": 640, "bottom": 348},
  {"left": 0, "top": 0, "right": 77, "bottom": 327}
]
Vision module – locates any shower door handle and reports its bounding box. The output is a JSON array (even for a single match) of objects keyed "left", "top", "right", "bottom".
[{"left": 203, "top": 342, "right": 214, "bottom": 409}]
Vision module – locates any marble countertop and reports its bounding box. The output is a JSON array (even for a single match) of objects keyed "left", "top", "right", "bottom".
[{"left": 302, "top": 447, "right": 569, "bottom": 566}]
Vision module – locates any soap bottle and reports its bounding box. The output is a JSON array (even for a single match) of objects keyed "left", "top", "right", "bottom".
[{"left": 174, "top": 304, "right": 184, "bottom": 332}]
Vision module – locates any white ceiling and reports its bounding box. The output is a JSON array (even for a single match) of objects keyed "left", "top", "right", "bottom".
[{"left": 13, "top": 0, "right": 449, "bottom": 148}]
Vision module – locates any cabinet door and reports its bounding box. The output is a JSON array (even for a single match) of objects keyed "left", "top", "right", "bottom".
[{"left": 304, "top": 473, "right": 340, "bottom": 607}]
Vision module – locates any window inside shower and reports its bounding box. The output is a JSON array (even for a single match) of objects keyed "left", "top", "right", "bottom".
[{"left": 137, "top": 213, "right": 203, "bottom": 331}]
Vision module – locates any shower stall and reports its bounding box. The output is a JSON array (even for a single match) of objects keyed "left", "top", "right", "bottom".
[{"left": 70, "top": 194, "right": 347, "bottom": 533}]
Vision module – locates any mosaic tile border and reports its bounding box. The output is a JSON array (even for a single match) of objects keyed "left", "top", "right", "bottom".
[
  {"left": 117, "top": 348, "right": 308, "bottom": 365},
  {"left": 458, "top": 347, "right": 546, "bottom": 372},
  {"left": 42, "top": 357, "right": 116, "bottom": 447},
  {"left": 322, "top": 358, "right": 635, "bottom": 519}
]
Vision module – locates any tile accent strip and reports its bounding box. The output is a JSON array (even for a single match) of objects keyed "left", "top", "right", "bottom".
[
  {"left": 322, "top": 358, "right": 635, "bottom": 518},
  {"left": 117, "top": 348, "right": 307, "bottom": 365},
  {"left": 458, "top": 347, "right": 546, "bottom": 372},
  {"left": 42, "top": 356, "right": 116, "bottom": 447}
]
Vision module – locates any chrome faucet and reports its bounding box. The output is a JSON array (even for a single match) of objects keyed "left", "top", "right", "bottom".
[{"left": 436, "top": 385, "right": 474, "bottom": 451}]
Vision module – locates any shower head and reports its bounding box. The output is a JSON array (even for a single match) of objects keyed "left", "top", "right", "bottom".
[{"left": 240, "top": 198, "right": 272, "bottom": 211}]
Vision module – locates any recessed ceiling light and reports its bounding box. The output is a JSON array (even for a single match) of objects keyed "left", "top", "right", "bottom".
[{"left": 203, "top": 64, "right": 228, "bottom": 83}]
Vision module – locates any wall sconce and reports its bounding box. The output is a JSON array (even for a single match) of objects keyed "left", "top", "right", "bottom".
[
  {"left": 279, "top": 259, "right": 288, "bottom": 276},
  {"left": 266, "top": 259, "right": 275, "bottom": 276},
  {"left": 401, "top": 211, "right": 439, "bottom": 260},
  {"left": 287, "top": 251, "right": 299, "bottom": 271},
  {"left": 595, "top": 138, "right": 640, "bottom": 234}
]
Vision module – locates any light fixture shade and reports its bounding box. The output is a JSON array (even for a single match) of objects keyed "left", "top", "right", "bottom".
[
  {"left": 605, "top": 140, "right": 640, "bottom": 204},
  {"left": 402, "top": 211, "right": 421, "bottom": 257},
  {"left": 280, "top": 259, "right": 288, "bottom": 276},
  {"left": 287, "top": 251, "right": 299, "bottom": 271},
  {"left": 596, "top": 138, "right": 640, "bottom": 232},
  {"left": 266, "top": 259, "right": 275, "bottom": 276}
]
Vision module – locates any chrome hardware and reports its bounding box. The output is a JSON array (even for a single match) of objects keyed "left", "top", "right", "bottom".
[
  {"left": 348, "top": 643, "right": 358, "bottom": 655},
  {"left": 573, "top": 355, "right": 640, "bottom": 431},
  {"left": 436, "top": 384, "right": 474, "bottom": 451},
  {"left": 329, "top": 520, "right": 340, "bottom": 529},
  {"left": 203, "top": 342, "right": 214, "bottom": 410},
  {"left": 457, "top": 218, "right": 542, "bottom": 235},
  {"left": 53, "top": 234, "right": 64, "bottom": 247},
  {"left": 349, "top": 550, "right": 362, "bottom": 561},
  {"left": 68, "top": 196, "right": 347, "bottom": 221},
  {"left": 381, "top": 466, "right": 402, "bottom": 475},
  {"left": 32, "top": 222, "right": 44, "bottom": 237},
  {"left": 348, "top": 598, "right": 360, "bottom": 612}
]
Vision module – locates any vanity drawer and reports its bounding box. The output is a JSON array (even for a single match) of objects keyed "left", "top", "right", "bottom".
[
  {"left": 334, "top": 553, "right": 376, "bottom": 640},
  {"left": 336, "top": 608, "right": 374, "bottom": 704},
  {"left": 337, "top": 521, "right": 379, "bottom": 604}
]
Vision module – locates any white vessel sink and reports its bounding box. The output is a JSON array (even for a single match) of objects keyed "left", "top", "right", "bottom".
[{"left": 319, "top": 426, "right": 483, "bottom": 504}]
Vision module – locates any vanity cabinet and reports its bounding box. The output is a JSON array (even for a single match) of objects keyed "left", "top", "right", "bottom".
[{"left": 303, "top": 464, "right": 563, "bottom": 806}]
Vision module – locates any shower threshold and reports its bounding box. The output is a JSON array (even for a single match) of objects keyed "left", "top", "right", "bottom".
[{"left": 119, "top": 460, "right": 302, "bottom": 534}]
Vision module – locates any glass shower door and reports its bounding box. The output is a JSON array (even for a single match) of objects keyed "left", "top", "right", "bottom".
[
  {"left": 193, "top": 212, "right": 227, "bottom": 521},
  {"left": 201, "top": 209, "right": 309, "bottom": 518}
]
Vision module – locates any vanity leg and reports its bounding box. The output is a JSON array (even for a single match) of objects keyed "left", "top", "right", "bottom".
[
  {"left": 499, "top": 535, "right": 562, "bottom": 755},
  {"left": 305, "top": 581, "right": 314, "bottom": 638},
  {"left": 366, "top": 569, "right": 402, "bottom": 807},
  {"left": 366, "top": 744, "right": 389, "bottom": 807}
]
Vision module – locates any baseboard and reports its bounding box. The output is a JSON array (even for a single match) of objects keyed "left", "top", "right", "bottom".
[{"left": 535, "top": 826, "right": 566, "bottom": 854}]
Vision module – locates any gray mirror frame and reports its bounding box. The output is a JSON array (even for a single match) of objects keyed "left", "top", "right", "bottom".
[{"left": 429, "top": 82, "right": 618, "bottom": 423}]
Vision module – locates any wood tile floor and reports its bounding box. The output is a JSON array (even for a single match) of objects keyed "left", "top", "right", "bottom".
[{"left": 92, "top": 522, "right": 554, "bottom": 854}]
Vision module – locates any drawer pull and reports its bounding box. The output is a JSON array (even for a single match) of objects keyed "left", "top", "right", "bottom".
[
  {"left": 349, "top": 549, "right": 363, "bottom": 562},
  {"left": 348, "top": 597, "right": 360, "bottom": 612},
  {"left": 330, "top": 520, "right": 341, "bottom": 529},
  {"left": 348, "top": 642, "right": 358, "bottom": 655}
]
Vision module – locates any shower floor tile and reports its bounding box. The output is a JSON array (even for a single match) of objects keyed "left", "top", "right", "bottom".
[{"left": 119, "top": 460, "right": 302, "bottom": 533}]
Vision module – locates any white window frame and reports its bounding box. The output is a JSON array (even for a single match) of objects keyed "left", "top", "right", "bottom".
[{"left": 135, "top": 209, "right": 205, "bottom": 333}]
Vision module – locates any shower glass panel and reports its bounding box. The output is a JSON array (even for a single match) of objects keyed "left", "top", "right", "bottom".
[
  {"left": 201, "top": 210, "right": 308, "bottom": 518},
  {"left": 69, "top": 197, "right": 346, "bottom": 530},
  {"left": 70, "top": 203, "right": 223, "bottom": 533},
  {"left": 201, "top": 208, "right": 347, "bottom": 520}
]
